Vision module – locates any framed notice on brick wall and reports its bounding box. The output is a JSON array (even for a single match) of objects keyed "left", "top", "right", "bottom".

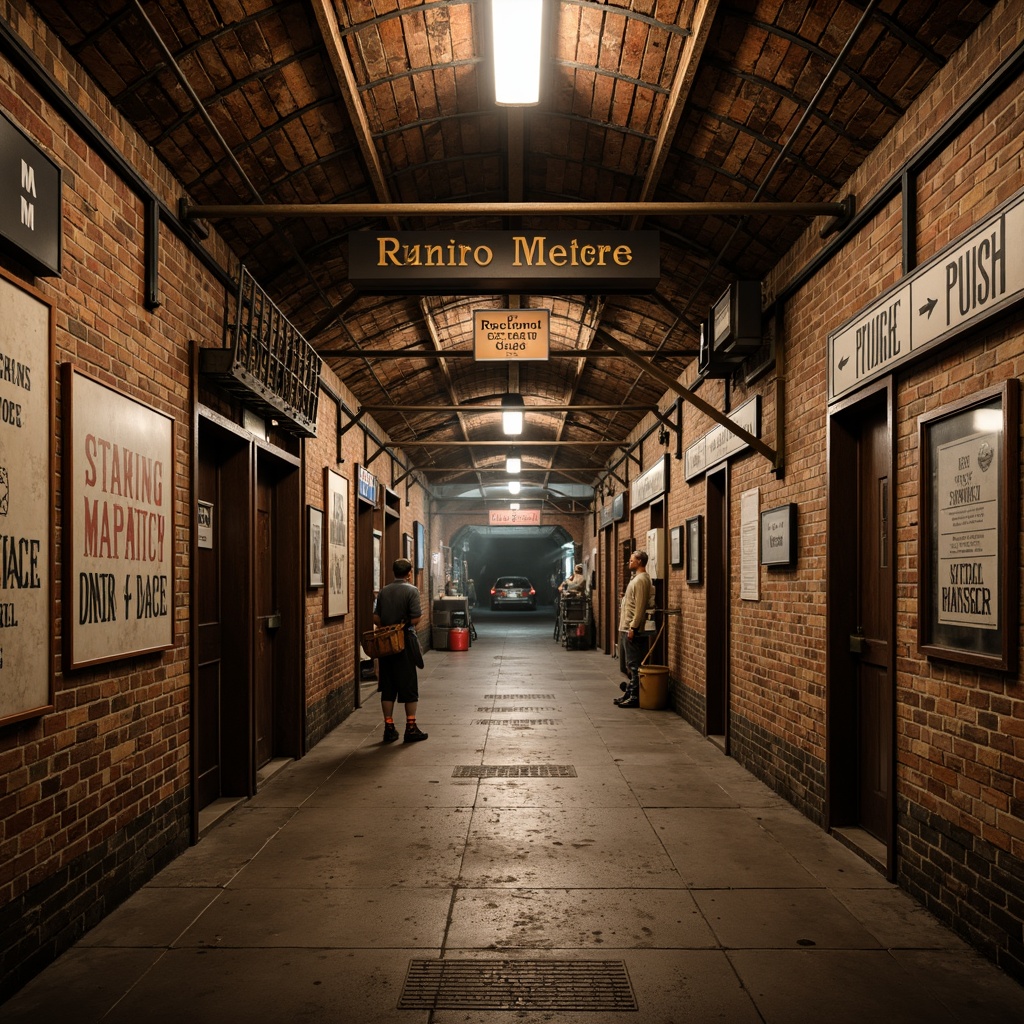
[
  {"left": 0, "top": 271, "right": 54, "bottom": 724},
  {"left": 63, "top": 364, "right": 175, "bottom": 669},
  {"left": 918, "top": 379, "right": 1018, "bottom": 672}
]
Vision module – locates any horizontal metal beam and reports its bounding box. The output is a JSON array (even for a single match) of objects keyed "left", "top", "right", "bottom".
[
  {"left": 183, "top": 199, "right": 849, "bottom": 220},
  {"left": 393, "top": 440, "right": 622, "bottom": 447},
  {"left": 361, "top": 403, "right": 654, "bottom": 413},
  {"left": 319, "top": 349, "right": 695, "bottom": 359},
  {"left": 412, "top": 466, "right": 600, "bottom": 474}
]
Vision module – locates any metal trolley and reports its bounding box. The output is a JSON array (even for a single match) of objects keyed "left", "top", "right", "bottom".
[{"left": 558, "top": 592, "right": 590, "bottom": 649}]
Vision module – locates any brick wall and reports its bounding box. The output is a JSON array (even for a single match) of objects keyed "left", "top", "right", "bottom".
[
  {"left": 0, "top": 0, "right": 230, "bottom": 997},
  {"left": 582, "top": 0, "right": 1024, "bottom": 982}
]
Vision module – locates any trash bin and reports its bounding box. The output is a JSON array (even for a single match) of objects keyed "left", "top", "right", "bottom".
[
  {"left": 638, "top": 665, "right": 669, "bottom": 709},
  {"left": 448, "top": 627, "right": 470, "bottom": 651}
]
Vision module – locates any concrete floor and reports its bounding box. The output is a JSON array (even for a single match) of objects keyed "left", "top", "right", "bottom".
[{"left": 4, "top": 611, "right": 1024, "bottom": 1023}]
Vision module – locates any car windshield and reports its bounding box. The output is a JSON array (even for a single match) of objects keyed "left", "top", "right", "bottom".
[{"left": 495, "top": 577, "right": 530, "bottom": 588}]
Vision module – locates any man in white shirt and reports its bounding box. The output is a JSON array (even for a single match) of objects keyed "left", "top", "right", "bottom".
[{"left": 615, "top": 550, "right": 653, "bottom": 708}]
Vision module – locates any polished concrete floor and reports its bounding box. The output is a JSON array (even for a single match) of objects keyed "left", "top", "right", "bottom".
[{"left": 4, "top": 610, "right": 1024, "bottom": 1023}]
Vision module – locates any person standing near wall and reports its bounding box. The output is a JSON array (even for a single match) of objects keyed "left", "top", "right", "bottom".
[
  {"left": 615, "top": 550, "right": 653, "bottom": 709},
  {"left": 373, "top": 557, "right": 428, "bottom": 743}
]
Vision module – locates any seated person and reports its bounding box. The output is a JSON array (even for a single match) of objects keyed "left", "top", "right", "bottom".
[{"left": 559, "top": 564, "right": 586, "bottom": 594}]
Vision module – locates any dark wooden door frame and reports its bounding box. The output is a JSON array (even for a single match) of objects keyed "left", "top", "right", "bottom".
[
  {"left": 705, "top": 467, "right": 729, "bottom": 747},
  {"left": 826, "top": 375, "right": 897, "bottom": 880}
]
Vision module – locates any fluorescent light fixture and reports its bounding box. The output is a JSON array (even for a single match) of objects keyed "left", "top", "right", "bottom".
[
  {"left": 508, "top": 479, "right": 521, "bottom": 495},
  {"left": 492, "top": 0, "right": 543, "bottom": 105},
  {"left": 506, "top": 448, "right": 521, "bottom": 474},
  {"left": 501, "top": 392, "right": 524, "bottom": 435},
  {"left": 510, "top": 502, "right": 520, "bottom": 510}
]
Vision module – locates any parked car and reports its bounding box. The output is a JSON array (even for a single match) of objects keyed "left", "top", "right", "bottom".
[{"left": 490, "top": 576, "right": 537, "bottom": 610}]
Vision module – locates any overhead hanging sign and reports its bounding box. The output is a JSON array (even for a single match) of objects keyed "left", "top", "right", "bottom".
[
  {"left": 473, "top": 309, "right": 549, "bottom": 360},
  {"left": 828, "top": 187, "right": 1024, "bottom": 404},
  {"left": 348, "top": 231, "right": 660, "bottom": 292},
  {"left": 489, "top": 509, "right": 541, "bottom": 526},
  {"left": 0, "top": 113, "right": 62, "bottom": 275}
]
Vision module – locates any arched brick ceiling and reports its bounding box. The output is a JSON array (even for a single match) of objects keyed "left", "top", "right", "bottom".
[{"left": 30, "top": 0, "right": 995, "bottom": 507}]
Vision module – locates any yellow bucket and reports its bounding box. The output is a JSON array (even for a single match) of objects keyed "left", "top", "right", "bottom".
[{"left": 638, "top": 665, "right": 669, "bottom": 709}]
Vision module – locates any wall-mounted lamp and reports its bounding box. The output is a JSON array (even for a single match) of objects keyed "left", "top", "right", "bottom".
[
  {"left": 492, "top": 0, "right": 543, "bottom": 105},
  {"left": 505, "top": 447, "right": 521, "bottom": 474},
  {"left": 501, "top": 392, "right": 525, "bottom": 435},
  {"left": 658, "top": 426, "right": 670, "bottom": 446},
  {"left": 508, "top": 479, "right": 521, "bottom": 495}
]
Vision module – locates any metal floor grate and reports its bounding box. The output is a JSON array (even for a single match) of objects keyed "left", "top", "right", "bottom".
[
  {"left": 476, "top": 706, "right": 555, "bottom": 712},
  {"left": 399, "top": 958, "right": 637, "bottom": 1010},
  {"left": 485, "top": 694, "right": 556, "bottom": 700},
  {"left": 473, "top": 718, "right": 560, "bottom": 727},
  {"left": 453, "top": 764, "right": 577, "bottom": 778}
]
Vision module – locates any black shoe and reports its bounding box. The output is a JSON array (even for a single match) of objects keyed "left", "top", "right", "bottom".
[
  {"left": 613, "top": 692, "right": 631, "bottom": 705},
  {"left": 617, "top": 693, "right": 640, "bottom": 708},
  {"left": 404, "top": 723, "right": 429, "bottom": 743},
  {"left": 382, "top": 723, "right": 399, "bottom": 743}
]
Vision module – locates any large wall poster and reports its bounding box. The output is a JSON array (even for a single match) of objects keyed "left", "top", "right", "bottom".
[
  {"left": 325, "top": 468, "right": 348, "bottom": 618},
  {"left": 918, "top": 379, "right": 1018, "bottom": 672},
  {"left": 0, "top": 272, "right": 54, "bottom": 724},
  {"left": 63, "top": 364, "right": 175, "bottom": 669}
]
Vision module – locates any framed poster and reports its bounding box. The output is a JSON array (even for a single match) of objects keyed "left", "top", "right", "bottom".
[
  {"left": 0, "top": 271, "right": 54, "bottom": 724},
  {"left": 685, "top": 515, "right": 703, "bottom": 585},
  {"left": 669, "top": 525, "right": 683, "bottom": 567},
  {"left": 918, "top": 380, "right": 1018, "bottom": 672},
  {"left": 63, "top": 364, "right": 175, "bottom": 669},
  {"left": 325, "top": 469, "right": 348, "bottom": 617},
  {"left": 413, "top": 520, "right": 425, "bottom": 570},
  {"left": 403, "top": 531, "right": 413, "bottom": 563},
  {"left": 307, "top": 505, "right": 324, "bottom": 588},
  {"left": 760, "top": 503, "right": 797, "bottom": 568},
  {"left": 372, "top": 530, "right": 383, "bottom": 593}
]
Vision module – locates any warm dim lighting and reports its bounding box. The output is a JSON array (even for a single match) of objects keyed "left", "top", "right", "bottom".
[{"left": 501, "top": 392, "right": 524, "bottom": 435}]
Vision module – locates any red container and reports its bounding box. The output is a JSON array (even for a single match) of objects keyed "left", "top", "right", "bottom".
[{"left": 448, "top": 627, "right": 470, "bottom": 651}]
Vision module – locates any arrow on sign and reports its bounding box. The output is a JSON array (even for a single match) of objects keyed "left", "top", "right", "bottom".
[
  {"left": 919, "top": 296, "right": 938, "bottom": 318},
  {"left": 838, "top": 355, "right": 849, "bottom": 370}
]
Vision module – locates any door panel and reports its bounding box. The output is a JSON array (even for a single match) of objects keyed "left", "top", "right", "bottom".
[
  {"left": 255, "top": 467, "right": 274, "bottom": 769},
  {"left": 855, "top": 408, "right": 892, "bottom": 840}
]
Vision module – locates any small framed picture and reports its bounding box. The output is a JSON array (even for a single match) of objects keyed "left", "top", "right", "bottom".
[
  {"left": 686, "top": 515, "right": 703, "bottom": 585},
  {"left": 307, "top": 505, "right": 324, "bottom": 588},
  {"left": 403, "top": 532, "right": 414, "bottom": 563},
  {"left": 760, "top": 503, "right": 797, "bottom": 568},
  {"left": 669, "top": 525, "right": 684, "bottom": 567}
]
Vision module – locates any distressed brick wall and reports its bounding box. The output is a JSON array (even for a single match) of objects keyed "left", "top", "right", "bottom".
[
  {"left": 583, "top": 0, "right": 1024, "bottom": 982},
  {"left": 0, "top": 0, "right": 232, "bottom": 998},
  {"left": 302, "top": 373, "right": 430, "bottom": 747}
]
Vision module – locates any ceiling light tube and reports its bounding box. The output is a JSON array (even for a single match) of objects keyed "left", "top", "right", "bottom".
[
  {"left": 506, "top": 448, "right": 521, "bottom": 474},
  {"left": 501, "top": 392, "right": 525, "bottom": 435},
  {"left": 492, "top": 0, "right": 543, "bottom": 106},
  {"left": 508, "top": 479, "right": 521, "bottom": 495}
]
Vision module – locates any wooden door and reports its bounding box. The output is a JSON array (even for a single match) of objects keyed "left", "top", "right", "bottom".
[
  {"left": 255, "top": 464, "right": 275, "bottom": 769},
  {"left": 854, "top": 405, "right": 892, "bottom": 840},
  {"left": 827, "top": 381, "right": 896, "bottom": 874},
  {"left": 705, "top": 468, "right": 728, "bottom": 743}
]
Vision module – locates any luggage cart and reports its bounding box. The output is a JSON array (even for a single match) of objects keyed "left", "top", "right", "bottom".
[{"left": 560, "top": 594, "right": 589, "bottom": 649}]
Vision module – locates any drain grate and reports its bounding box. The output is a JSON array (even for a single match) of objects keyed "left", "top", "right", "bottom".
[
  {"left": 485, "top": 694, "right": 556, "bottom": 700},
  {"left": 476, "top": 706, "right": 555, "bottom": 712},
  {"left": 473, "top": 718, "right": 559, "bottom": 727},
  {"left": 399, "top": 958, "right": 637, "bottom": 1011},
  {"left": 453, "top": 764, "right": 577, "bottom": 778}
]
